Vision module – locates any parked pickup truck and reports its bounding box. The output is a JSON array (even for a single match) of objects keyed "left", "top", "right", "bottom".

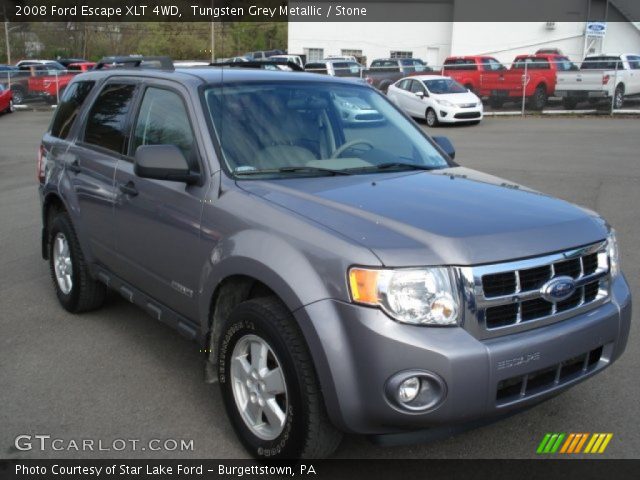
[
  {"left": 443, "top": 53, "right": 575, "bottom": 109},
  {"left": 555, "top": 54, "right": 640, "bottom": 109},
  {"left": 363, "top": 58, "right": 433, "bottom": 92},
  {"left": 38, "top": 56, "right": 631, "bottom": 459},
  {"left": 28, "top": 63, "right": 94, "bottom": 103}
]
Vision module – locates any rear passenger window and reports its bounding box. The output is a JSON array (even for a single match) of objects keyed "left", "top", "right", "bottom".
[
  {"left": 50, "top": 81, "right": 95, "bottom": 139},
  {"left": 84, "top": 83, "right": 137, "bottom": 154},
  {"left": 132, "top": 87, "right": 195, "bottom": 162}
]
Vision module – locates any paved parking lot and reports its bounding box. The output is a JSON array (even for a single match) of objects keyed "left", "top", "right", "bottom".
[{"left": 0, "top": 111, "right": 637, "bottom": 459}]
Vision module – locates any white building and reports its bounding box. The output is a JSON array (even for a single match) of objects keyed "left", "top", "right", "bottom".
[{"left": 288, "top": 1, "right": 640, "bottom": 67}]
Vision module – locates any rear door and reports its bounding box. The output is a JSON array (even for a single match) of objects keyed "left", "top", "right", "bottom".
[
  {"left": 67, "top": 80, "right": 138, "bottom": 268},
  {"left": 112, "top": 82, "right": 209, "bottom": 319}
]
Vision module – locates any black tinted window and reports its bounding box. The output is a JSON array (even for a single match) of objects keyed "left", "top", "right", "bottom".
[
  {"left": 305, "top": 63, "right": 328, "bottom": 74},
  {"left": 444, "top": 59, "right": 477, "bottom": 71},
  {"left": 50, "top": 81, "right": 95, "bottom": 139},
  {"left": 133, "top": 88, "right": 195, "bottom": 162},
  {"left": 84, "top": 84, "right": 136, "bottom": 154}
]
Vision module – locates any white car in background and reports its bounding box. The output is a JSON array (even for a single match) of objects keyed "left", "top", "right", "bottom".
[{"left": 387, "top": 75, "right": 483, "bottom": 127}]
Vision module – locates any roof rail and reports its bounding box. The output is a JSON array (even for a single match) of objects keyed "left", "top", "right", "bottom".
[
  {"left": 208, "top": 60, "right": 304, "bottom": 72},
  {"left": 95, "top": 56, "right": 174, "bottom": 71}
]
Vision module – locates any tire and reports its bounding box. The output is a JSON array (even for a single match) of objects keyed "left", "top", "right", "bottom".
[
  {"left": 528, "top": 84, "right": 547, "bottom": 111},
  {"left": 48, "top": 211, "right": 106, "bottom": 313},
  {"left": 5, "top": 99, "right": 14, "bottom": 114},
  {"left": 563, "top": 97, "right": 578, "bottom": 110},
  {"left": 217, "top": 297, "right": 342, "bottom": 459},
  {"left": 613, "top": 84, "right": 624, "bottom": 109},
  {"left": 10, "top": 86, "right": 25, "bottom": 105},
  {"left": 464, "top": 83, "right": 474, "bottom": 93},
  {"left": 489, "top": 97, "right": 504, "bottom": 109},
  {"left": 425, "top": 108, "right": 438, "bottom": 127}
]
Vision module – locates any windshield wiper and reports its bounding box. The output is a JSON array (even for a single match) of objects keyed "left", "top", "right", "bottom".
[
  {"left": 235, "top": 166, "right": 353, "bottom": 176},
  {"left": 347, "top": 162, "right": 437, "bottom": 172}
]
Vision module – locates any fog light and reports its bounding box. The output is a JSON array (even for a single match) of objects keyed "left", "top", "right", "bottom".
[
  {"left": 386, "top": 370, "right": 446, "bottom": 412},
  {"left": 398, "top": 377, "right": 421, "bottom": 403}
]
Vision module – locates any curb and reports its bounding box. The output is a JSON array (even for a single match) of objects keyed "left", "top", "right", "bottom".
[{"left": 484, "top": 109, "right": 640, "bottom": 117}]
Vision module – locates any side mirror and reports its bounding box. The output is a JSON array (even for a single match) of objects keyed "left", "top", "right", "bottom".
[
  {"left": 433, "top": 136, "right": 455, "bottom": 160},
  {"left": 414, "top": 91, "right": 425, "bottom": 99},
  {"left": 134, "top": 145, "right": 199, "bottom": 184}
]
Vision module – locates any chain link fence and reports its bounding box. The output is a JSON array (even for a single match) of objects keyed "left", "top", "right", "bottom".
[{"left": 2, "top": 57, "right": 639, "bottom": 116}]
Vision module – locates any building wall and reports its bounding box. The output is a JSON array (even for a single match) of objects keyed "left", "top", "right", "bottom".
[{"left": 287, "top": 22, "right": 453, "bottom": 66}]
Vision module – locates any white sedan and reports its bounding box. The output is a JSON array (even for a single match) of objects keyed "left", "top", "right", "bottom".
[{"left": 387, "top": 75, "right": 483, "bottom": 126}]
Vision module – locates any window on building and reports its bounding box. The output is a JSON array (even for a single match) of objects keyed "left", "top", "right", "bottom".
[
  {"left": 341, "top": 49, "right": 362, "bottom": 58},
  {"left": 84, "top": 83, "right": 137, "bottom": 154},
  {"left": 390, "top": 51, "right": 413, "bottom": 59},
  {"left": 304, "top": 48, "right": 324, "bottom": 62}
]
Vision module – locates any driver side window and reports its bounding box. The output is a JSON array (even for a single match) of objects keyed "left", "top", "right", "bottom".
[
  {"left": 410, "top": 81, "right": 425, "bottom": 94},
  {"left": 133, "top": 87, "right": 195, "bottom": 163}
]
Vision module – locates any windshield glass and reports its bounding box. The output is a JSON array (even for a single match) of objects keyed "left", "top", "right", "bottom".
[
  {"left": 424, "top": 78, "right": 467, "bottom": 94},
  {"left": 400, "top": 59, "right": 428, "bottom": 73},
  {"left": 203, "top": 82, "right": 449, "bottom": 177}
]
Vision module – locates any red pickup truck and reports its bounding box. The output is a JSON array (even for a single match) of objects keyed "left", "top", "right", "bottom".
[
  {"left": 28, "top": 62, "right": 95, "bottom": 103},
  {"left": 443, "top": 54, "right": 577, "bottom": 109}
]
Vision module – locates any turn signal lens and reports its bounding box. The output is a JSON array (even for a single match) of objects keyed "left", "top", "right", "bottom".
[{"left": 349, "top": 268, "right": 380, "bottom": 305}]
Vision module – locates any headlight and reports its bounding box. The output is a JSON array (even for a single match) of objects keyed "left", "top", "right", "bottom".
[
  {"left": 606, "top": 229, "right": 620, "bottom": 277},
  {"left": 435, "top": 99, "right": 454, "bottom": 107},
  {"left": 348, "top": 267, "right": 459, "bottom": 326}
]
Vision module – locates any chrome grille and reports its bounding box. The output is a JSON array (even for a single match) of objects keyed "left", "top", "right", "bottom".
[{"left": 459, "top": 241, "right": 610, "bottom": 339}]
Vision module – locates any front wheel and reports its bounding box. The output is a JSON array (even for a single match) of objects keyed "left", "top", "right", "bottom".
[
  {"left": 5, "top": 99, "right": 14, "bottom": 113},
  {"left": 218, "top": 297, "right": 342, "bottom": 459},
  {"left": 425, "top": 108, "right": 439, "bottom": 127}
]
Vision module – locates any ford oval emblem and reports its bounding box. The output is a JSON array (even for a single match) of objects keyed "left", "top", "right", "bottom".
[{"left": 541, "top": 276, "right": 576, "bottom": 302}]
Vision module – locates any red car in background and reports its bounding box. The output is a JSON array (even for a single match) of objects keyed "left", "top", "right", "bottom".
[
  {"left": 28, "top": 62, "right": 95, "bottom": 103},
  {"left": 0, "top": 83, "right": 14, "bottom": 114},
  {"left": 443, "top": 53, "right": 577, "bottom": 109}
]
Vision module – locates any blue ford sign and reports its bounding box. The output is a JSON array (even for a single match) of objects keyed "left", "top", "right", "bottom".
[
  {"left": 541, "top": 276, "right": 577, "bottom": 302},
  {"left": 586, "top": 22, "right": 607, "bottom": 37}
]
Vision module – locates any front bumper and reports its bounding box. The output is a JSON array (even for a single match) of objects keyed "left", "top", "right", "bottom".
[
  {"left": 437, "top": 105, "right": 483, "bottom": 123},
  {"left": 295, "top": 275, "right": 631, "bottom": 435}
]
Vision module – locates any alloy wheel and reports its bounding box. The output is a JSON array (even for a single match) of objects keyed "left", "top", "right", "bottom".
[
  {"left": 230, "top": 334, "right": 288, "bottom": 441},
  {"left": 52, "top": 233, "right": 73, "bottom": 294}
]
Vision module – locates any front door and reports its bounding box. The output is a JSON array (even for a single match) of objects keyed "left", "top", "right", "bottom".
[{"left": 112, "top": 84, "right": 209, "bottom": 319}]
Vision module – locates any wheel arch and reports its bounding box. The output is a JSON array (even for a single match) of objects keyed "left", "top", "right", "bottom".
[{"left": 41, "top": 192, "right": 68, "bottom": 259}]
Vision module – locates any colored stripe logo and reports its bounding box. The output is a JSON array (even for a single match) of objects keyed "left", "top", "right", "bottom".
[{"left": 537, "top": 433, "right": 613, "bottom": 454}]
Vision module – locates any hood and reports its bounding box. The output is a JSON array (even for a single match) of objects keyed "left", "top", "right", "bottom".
[
  {"left": 432, "top": 91, "right": 480, "bottom": 105},
  {"left": 238, "top": 167, "right": 607, "bottom": 266}
]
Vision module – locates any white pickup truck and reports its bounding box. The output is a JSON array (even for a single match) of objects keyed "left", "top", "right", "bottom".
[{"left": 555, "top": 53, "right": 640, "bottom": 109}]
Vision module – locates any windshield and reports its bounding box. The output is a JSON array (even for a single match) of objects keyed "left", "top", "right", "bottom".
[
  {"left": 424, "top": 78, "right": 467, "bottom": 94},
  {"left": 203, "top": 82, "right": 449, "bottom": 178}
]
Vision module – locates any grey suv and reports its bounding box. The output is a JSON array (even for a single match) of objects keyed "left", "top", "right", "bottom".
[{"left": 38, "top": 57, "right": 631, "bottom": 459}]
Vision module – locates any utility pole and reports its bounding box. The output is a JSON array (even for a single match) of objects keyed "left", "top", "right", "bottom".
[
  {"left": 3, "top": 6, "right": 11, "bottom": 64},
  {"left": 210, "top": 0, "right": 215, "bottom": 62}
]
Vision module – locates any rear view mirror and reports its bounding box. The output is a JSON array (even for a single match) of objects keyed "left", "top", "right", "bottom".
[
  {"left": 134, "top": 145, "right": 199, "bottom": 184},
  {"left": 433, "top": 136, "right": 456, "bottom": 160}
]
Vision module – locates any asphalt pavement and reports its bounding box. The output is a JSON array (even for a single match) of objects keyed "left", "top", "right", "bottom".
[{"left": 0, "top": 111, "right": 637, "bottom": 459}]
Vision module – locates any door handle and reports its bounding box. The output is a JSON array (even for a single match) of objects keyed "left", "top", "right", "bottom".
[
  {"left": 67, "top": 159, "right": 81, "bottom": 173},
  {"left": 119, "top": 181, "right": 138, "bottom": 197}
]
